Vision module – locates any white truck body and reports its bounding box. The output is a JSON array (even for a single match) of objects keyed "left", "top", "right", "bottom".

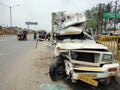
[{"left": 45, "top": 11, "right": 119, "bottom": 87}]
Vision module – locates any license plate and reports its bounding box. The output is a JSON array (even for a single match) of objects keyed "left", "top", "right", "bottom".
[
  {"left": 77, "top": 74, "right": 98, "bottom": 87},
  {"left": 82, "top": 74, "right": 97, "bottom": 78}
]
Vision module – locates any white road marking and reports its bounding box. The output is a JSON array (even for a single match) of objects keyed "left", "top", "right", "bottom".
[
  {"left": 0, "top": 38, "right": 7, "bottom": 41},
  {"left": 0, "top": 53, "right": 4, "bottom": 56},
  {"left": 0, "top": 40, "right": 7, "bottom": 41}
]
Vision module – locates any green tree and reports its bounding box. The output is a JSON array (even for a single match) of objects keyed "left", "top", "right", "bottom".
[
  {"left": 105, "top": 2, "right": 112, "bottom": 12},
  {"left": 0, "top": 26, "right": 2, "bottom": 30},
  {"left": 86, "top": 17, "right": 97, "bottom": 31},
  {"left": 85, "top": 7, "right": 97, "bottom": 31},
  {"left": 85, "top": 10, "right": 91, "bottom": 19}
]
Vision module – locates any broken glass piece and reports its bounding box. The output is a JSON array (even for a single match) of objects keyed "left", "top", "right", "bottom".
[{"left": 40, "top": 83, "right": 67, "bottom": 90}]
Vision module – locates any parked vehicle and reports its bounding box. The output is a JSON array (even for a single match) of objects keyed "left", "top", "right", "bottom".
[
  {"left": 17, "top": 30, "right": 27, "bottom": 40},
  {"left": 38, "top": 30, "right": 46, "bottom": 41},
  {"left": 45, "top": 12, "right": 119, "bottom": 87}
]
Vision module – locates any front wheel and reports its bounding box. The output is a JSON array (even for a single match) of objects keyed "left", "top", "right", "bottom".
[{"left": 49, "top": 58, "right": 66, "bottom": 81}]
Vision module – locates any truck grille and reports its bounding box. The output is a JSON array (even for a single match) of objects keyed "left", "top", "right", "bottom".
[{"left": 71, "top": 52, "right": 94, "bottom": 62}]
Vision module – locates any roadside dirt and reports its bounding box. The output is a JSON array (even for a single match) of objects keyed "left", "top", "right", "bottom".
[
  {"left": 6, "top": 41, "right": 69, "bottom": 90},
  {"left": 28, "top": 42, "right": 70, "bottom": 90}
]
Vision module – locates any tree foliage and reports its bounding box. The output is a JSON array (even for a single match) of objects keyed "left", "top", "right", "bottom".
[
  {"left": 0, "top": 26, "right": 2, "bottom": 30},
  {"left": 85, "top": 1, "right": 120, "bottom": 32},
  {"left": 105, "top": 2, "right": 112, "bottom": 12},
  {"left": 85, "top": 7, "right": 97, "bottom": 31}
]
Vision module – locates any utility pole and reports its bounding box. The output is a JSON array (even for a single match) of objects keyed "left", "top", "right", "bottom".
[
  {"left": 0, "top": 3, "right": 19, "bottom": 28},
  {"left": 114, "top": 0, "right": 118, "bottom": 32},
  {"left": 97, "top": 3, "right": 105, "bottom": 34},
  {"left": 10, "top": 6, "right": 12, "bottom": 27}
]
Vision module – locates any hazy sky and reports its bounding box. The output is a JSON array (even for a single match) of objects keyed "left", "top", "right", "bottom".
[{"left": 0, "top": 0, "right": 115, "bottom": 31}]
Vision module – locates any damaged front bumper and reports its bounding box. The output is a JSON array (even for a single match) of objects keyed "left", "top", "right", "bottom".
[
  {"left": 69, "top": 63, "right": 119, "bottom": 86},
  {"left": 72, "top": 63, "right": 119, "bottom": 80}
]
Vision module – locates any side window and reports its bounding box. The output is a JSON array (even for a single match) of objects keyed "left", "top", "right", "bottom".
[{"left": 85, "top": 28, "right": 94, "bottom": 38}]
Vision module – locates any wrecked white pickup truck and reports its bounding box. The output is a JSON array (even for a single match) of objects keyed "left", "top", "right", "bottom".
[{"left": 45, "top": 12, "right": 119, "bottom": 87}]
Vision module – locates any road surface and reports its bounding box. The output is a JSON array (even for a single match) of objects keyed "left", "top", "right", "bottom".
[
  {"left": 0, "top": 35, "right": 36, "bottom": 90},
  {"left": 0, "top": 35, "right": 120, "bottom": 90}
]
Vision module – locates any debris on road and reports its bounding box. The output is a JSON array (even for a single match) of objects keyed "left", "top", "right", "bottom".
[{"left": 40, "top": 83, "right": 67, "bottom": 90}]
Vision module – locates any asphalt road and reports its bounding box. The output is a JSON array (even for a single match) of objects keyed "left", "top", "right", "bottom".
[{"left": 0, "top": 34, "right": 35, "bottom": 90}]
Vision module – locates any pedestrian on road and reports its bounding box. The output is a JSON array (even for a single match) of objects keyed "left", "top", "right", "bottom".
[
  {"left": 45, "top": 33, "right": 51, "bottom": 41},
  {"left": 34, "top": 31, "right": 37, "bottom": 40}
]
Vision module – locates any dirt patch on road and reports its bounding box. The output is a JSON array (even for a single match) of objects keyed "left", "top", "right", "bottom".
[
  {"left": 30, "top": 42, "right": 52, "bottom": 89},
  {"left": 20, "top": 42, "right": 69, "bottom": 90}
]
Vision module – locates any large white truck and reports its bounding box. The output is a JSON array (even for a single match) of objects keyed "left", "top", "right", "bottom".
[{"left": 45, "top": 11, "right": 119, "bottom": 87}]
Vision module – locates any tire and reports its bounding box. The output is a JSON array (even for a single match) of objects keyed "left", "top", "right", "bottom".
[
  {"left": 100, "top": 77, "right": 111, "bottom": 85},
  {"left": 49, "top": 58, "right": 66, "bottom": 81}
]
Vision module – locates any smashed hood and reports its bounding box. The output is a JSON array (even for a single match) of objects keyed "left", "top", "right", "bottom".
[
  {"left": 56, "top": 40, "right": 108, "bottom": 50},
  {"left": 57, "top": 26, "right": 83, "bottom": 35}
]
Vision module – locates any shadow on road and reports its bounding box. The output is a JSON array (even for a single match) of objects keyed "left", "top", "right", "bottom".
[{"left": 63, "top": 77, "right": 120, "bottom": 90}]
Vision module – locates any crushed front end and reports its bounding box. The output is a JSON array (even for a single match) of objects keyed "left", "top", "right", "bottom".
[
  {"left": 48, "top": 11, "right": 120, "bottom": 87},
  {"left": 60, "top": 49, "right": 119, "bottom": 86}
]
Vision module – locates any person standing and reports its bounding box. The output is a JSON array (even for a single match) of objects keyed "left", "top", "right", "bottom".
[
  {"left": 45, "top": 33, "right": 51, "bottom": 40},
  {"left": 34, "top": 31, "right": 37, "bottom": 40}
]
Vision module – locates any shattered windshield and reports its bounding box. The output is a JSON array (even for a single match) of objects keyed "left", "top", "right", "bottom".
[{"left": 55, "top": 31, "right": 93, "bottom": 42}]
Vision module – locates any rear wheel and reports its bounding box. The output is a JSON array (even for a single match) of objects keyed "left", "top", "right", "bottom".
[{"left": 49, "top": 57, "right": 66, "bottom": 81}]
